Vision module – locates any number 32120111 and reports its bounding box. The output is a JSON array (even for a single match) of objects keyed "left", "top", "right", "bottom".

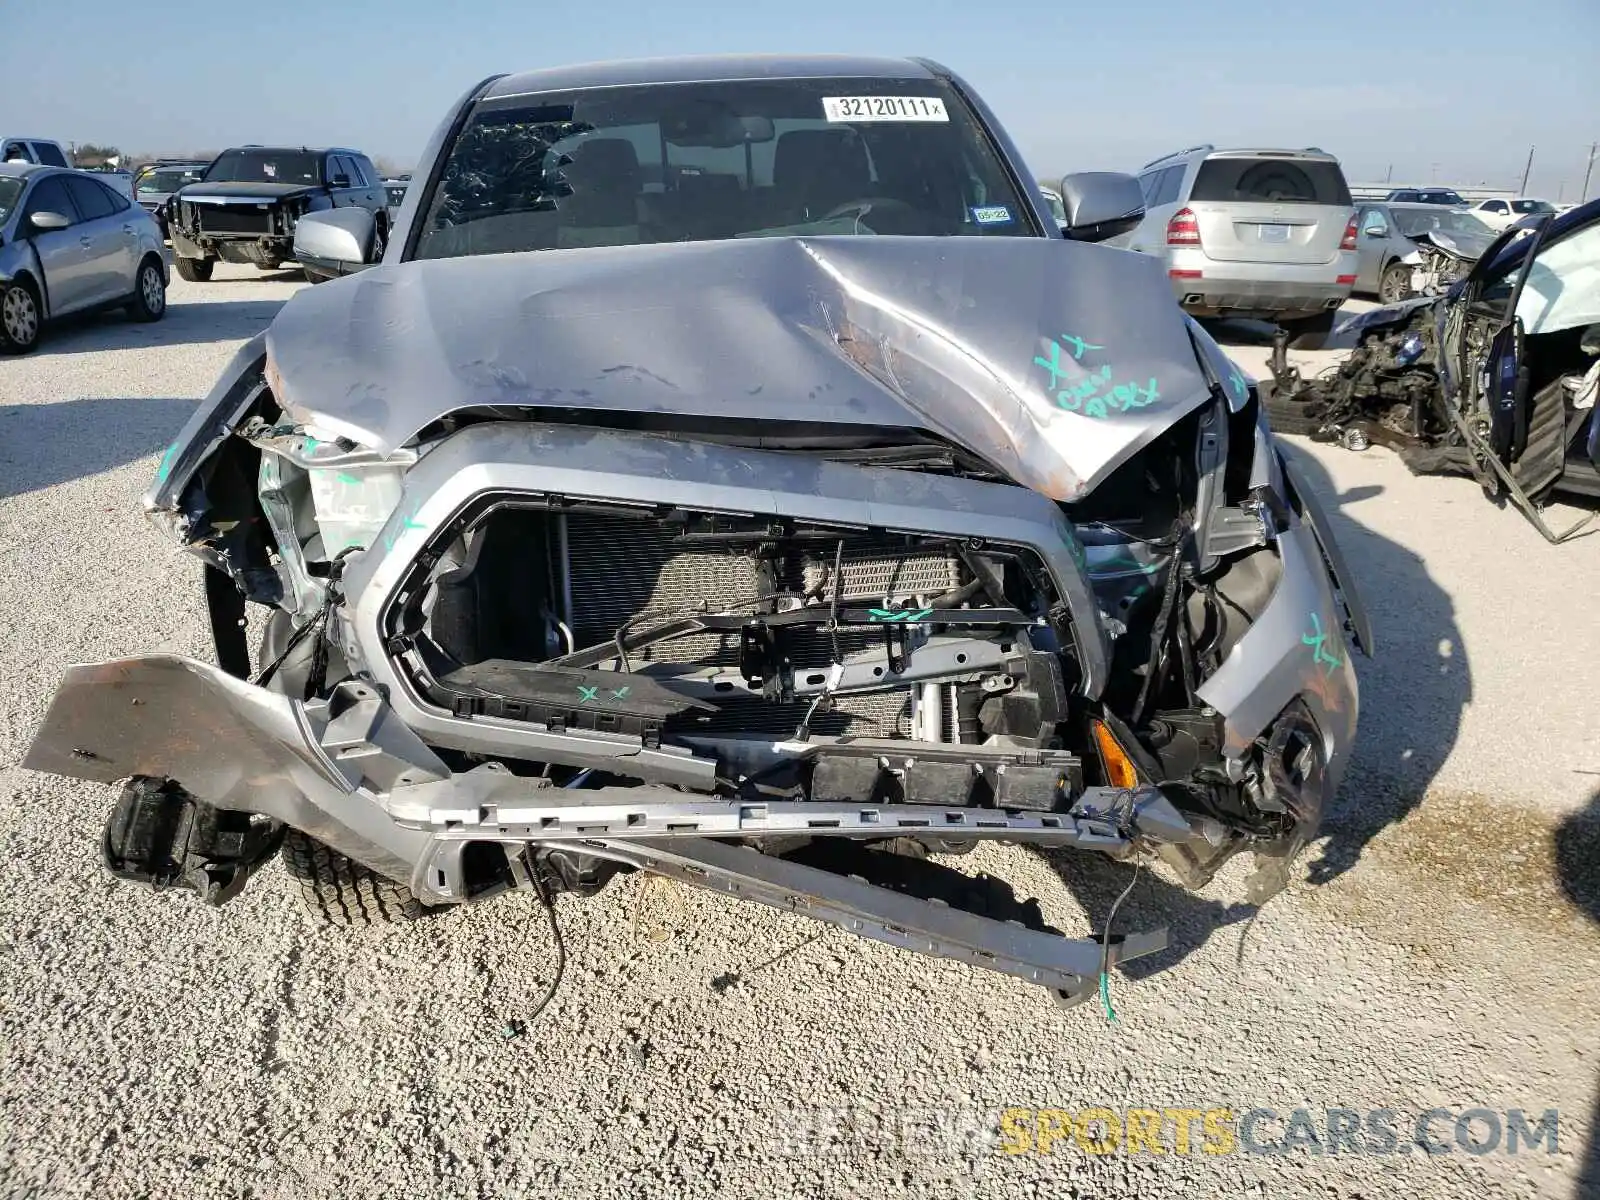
[{"left": 823, "top": 96, "right": 949, "bottom": 123}]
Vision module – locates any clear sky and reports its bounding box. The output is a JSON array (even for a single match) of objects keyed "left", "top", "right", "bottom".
[{"left": 11, "top": 0, "right": 1600, "bottom": 198}]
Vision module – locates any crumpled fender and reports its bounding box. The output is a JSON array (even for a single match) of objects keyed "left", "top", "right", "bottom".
[
  {"left": 1280, "top": 453, "right": 1374, "bottom": 657},
  {"left": 143, "top": 332, "right": 268, "bottom": 531},
  {"left": 1196, "top": 512, "right": 1361, "bottom": 794}
]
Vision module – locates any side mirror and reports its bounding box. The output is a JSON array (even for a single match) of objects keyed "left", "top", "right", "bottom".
[
  {"left": 1055, "top": 171, "right": 1144, "bottom": 243},
  {"left": 29, "top": 210, "right": 71, "bottom": 232},
  {"left": 293, "top": 207, "right": 378, "bottom": 278},
  {"left": 331, "top": 173, "right": 351, "bottom": 189},
  {"left": 1364, "top": 225, "right": 1388, "bottom": 238}
]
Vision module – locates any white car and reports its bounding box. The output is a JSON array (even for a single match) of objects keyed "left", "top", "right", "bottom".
[{"left": 1473, "top": 197, "right": 1558, "bottom": 229}]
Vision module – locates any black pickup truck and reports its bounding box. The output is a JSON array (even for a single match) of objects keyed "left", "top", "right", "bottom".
[{"left": 168, "top": 146, "right": 388, "bottom": 281}]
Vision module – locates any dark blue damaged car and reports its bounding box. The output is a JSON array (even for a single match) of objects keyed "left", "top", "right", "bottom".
[
  {"left": 22, "top": 55, "right": 1370, "bottom": 1008},
  {"left": 1263, "top": 196, "right": 1600, "bottom": 543}
]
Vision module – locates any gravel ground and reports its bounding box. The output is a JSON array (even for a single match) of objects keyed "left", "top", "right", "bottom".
[{"left": 1, "top": 270, "right": 1597, "bottom": 1200}]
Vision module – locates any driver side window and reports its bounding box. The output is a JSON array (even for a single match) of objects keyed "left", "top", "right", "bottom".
[{"left": 22, "top": 176, "right": 78, "bottom": 226}]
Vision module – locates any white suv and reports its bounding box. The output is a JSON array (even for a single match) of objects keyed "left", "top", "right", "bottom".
[{"left": 1111, "top": 144, "right": 1359, "bottom": 348}]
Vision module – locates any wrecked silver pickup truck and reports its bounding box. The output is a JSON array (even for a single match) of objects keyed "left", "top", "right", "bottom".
[{"left": 24, "top": 55, "right": 1370, "bottom": 1006}]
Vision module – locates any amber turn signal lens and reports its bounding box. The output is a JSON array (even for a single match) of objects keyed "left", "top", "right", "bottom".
[{"left": 1091, "top": 719, "right": 1140, "bottom": 789}]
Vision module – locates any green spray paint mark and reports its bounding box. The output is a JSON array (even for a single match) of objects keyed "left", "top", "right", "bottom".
[
  {"left": 1090, "top": 555, "right": 1162, "bottom": 577},
  {"left": 1303, "top": 613, "right": 1343, "bottom": 676},
  {"left": 1031, "top": 332, "right": 1161, "bottom": 420},
  {"left": 1052, "top": 363, "right": 1112, "bottom": 406},
  {"left": 577, "top": 684, "right": 631, "bottom": 704},
  {"left": 155, "top": 442, "right": 179, "bottom": 483},
  {"left": 868, "top": 607, "right": 933, "bottom": 623},
  {"left": 1033, "top": 333, "right": 1105, "bottom": 389},
  {"left": 1227, "top": 365, "right": 1249, "bottom": 404},
  {"left": 381, "top": 511, "right": 427, "bottom": 554},
  {"left": 335, "top": 472, "right": 362, "bottom": 485}
]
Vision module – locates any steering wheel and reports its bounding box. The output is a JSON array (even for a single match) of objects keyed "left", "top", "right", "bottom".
[{"left": 818, "top": 197, "right": 923, "bottom": 232}]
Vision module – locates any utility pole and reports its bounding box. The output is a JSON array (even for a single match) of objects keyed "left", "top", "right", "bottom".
[
  {"left": 1384, "top": 163, "right": 1393, "bottom": 183},
  {"left": 1518, "top": 145, "right": 1536, "bottom": 196},
  {"left": 1582, "top": 142, "right": 1598, "bottom": 204}
]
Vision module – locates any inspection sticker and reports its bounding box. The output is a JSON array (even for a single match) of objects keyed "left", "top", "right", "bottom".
[
  {"left": 823, "top": 96, "right": 949, "bottom": 122},
  {"left": 972, "top": 205, "right": 1013, "bottom": 225}
]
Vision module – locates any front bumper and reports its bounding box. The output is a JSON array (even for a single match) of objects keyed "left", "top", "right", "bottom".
[
  {"left": 50, "top": 402, "right": 1366, "bottom": 999},
  {"left": 23, "top": 485, "right": 1361, "bottom": 1000},
  {"left": 171, "top": 227, "right": 295, "bottom": 266},
  {"left": 23, "top": 654, "right": 1189, "bottom": 1003}
]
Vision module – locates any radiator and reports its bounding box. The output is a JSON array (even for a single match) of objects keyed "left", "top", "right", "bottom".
[{"left": 563, "top": 512, "right": 957, "bottom": 740}]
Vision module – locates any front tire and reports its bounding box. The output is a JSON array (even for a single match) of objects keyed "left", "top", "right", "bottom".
[
  {"left": 173, "top": 255, "right": 214, "bottom": 283},
  {"left": 1378, "top": 262, "right": 1413, "bottom": 305},
  {"left": 0, "top": 278, "right": 42, "bottom": 353},
  {"left": 125, "top": 256, "right": 167, "bottom": 322},
  {"left": 282, "top": 828, "right": 430, "bottom": 925}
]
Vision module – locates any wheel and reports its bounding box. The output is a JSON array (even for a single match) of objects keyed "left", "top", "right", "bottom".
[
  {"left": 173, "top": 255, "right": 214, "bottom": 282},
  {"left": 125, "top": 256, "right": 167, "bottom": 322},
  {"left": 1258, "top": 377, "right": 1328, "bottom": 436},
  {"left": 0, "top": 278, "right": 41, "bottom": 353},
  {"left": 281, "top": 828, "right": 430, "bottom": 925},
  {"left": 1279, "top": 309, "right": 1337, "bottom": 352},
  {"left": 1378, "top": 262, "right": 1413, "bottom": 305}
]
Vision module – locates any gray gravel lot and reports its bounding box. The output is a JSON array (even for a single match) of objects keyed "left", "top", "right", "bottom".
[{"left": 1, "top": 269, "right": 1597, "bottom": 1199}]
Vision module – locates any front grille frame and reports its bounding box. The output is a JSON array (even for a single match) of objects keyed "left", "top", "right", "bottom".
[
  {"left": 180, "top": 199, "right": 288, "bottom": 237},
  {"left": 348, "top": 421, "right": 1104, "bottom": 785},
  {"left": 397, "top": 499, "right": 974, "bottom": 742}
]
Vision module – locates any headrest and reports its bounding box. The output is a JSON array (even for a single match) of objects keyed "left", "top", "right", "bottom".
[
  {"left": 565, "top": 138, "right": 641, "bottom": 190},
  {"left": 773, "top": 128, "right": 869, "bottom": 194}
]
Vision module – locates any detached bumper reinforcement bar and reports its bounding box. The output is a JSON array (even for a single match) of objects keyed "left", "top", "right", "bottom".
[
  {"left": 572, "top": 835, "right": 1168, "bottom": 1005},
  {"left": 406, "top": 789, "right": 1195, "bottom": 848}
]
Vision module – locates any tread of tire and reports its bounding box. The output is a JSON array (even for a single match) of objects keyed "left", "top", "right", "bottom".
[
  {"left": 1263, "top": 392, "right": 1327, "bottom": 436},
  {"left": 281, "top": 828, "right": 426, "bottom": 925},
  {"left": 173, "top": 256, "right": 213, "bottom": 282}
]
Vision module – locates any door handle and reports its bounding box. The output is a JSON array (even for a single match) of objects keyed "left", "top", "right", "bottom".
[{"left": 79, "top": 236, "right": 93, "bottom": 248}]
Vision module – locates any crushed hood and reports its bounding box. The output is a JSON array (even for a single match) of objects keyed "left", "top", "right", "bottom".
[
  {"left": 264, "top": 236, "right": 1212, "bottom": 501},
  {"left": 1412, "top": 228, "right": 1494, "bottom": 262}
]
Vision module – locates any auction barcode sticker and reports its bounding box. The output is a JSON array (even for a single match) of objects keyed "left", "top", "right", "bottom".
[{"left": 823, "top": 96, "right": 949, "bottom": 122}]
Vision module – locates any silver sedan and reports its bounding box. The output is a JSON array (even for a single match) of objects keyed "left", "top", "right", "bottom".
[{"left": 0, "top": 162, "right": 167, "bottom": 353}]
